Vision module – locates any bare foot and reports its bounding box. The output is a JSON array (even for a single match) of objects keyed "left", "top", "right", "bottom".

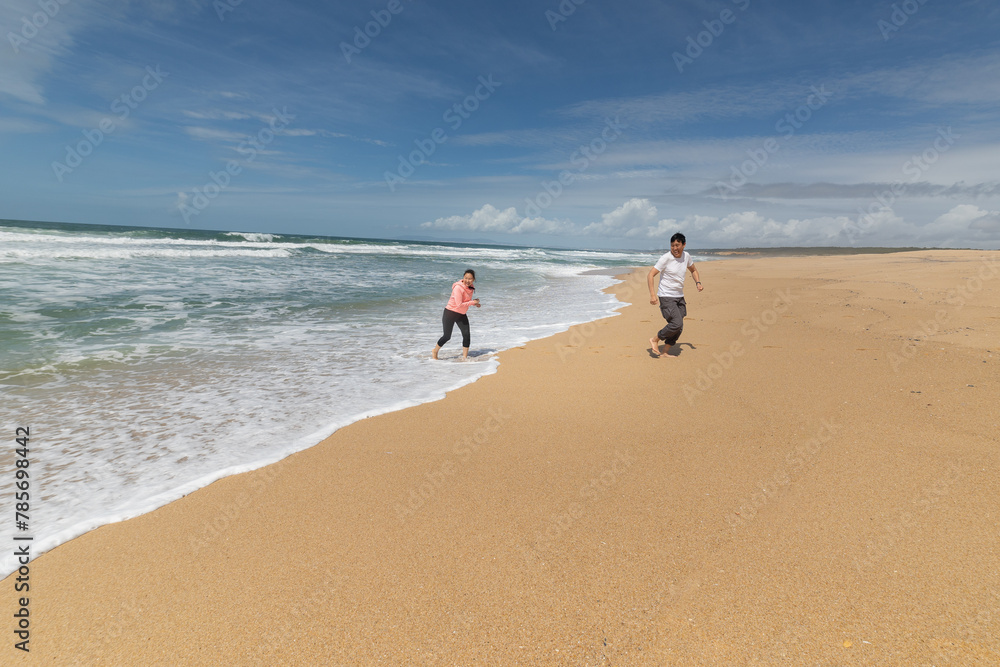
[
  {"left": 431, "top": 345, "right": 441, "bottom": 360},
  {"left": 649, "top": 337, "right": 661, "bottom": 357}
]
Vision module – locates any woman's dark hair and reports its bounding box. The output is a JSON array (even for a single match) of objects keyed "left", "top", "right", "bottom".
[{"left": 464, "top": 269, "right": 476, "bottom": 279}]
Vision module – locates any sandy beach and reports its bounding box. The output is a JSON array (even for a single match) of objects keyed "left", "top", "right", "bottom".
[{"left": 7, "top": 250, "right": 999, "bottom": 665}]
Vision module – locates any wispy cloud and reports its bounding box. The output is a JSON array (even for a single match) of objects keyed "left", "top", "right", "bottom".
[
  {"left": 559, "top": 53, "right": 1000, "bottom": 129},
  {"left": 277, "top": 128, "right": 391, "bottom": 147},
  {"left": 0, "top": 116, "right": 50, "bottom": 133},
  {"left": 849, "top": 52, "right": 1000, "bottom": 107},
  {"left": 706, "top": 181, "right": 1000, "bottom": 200},
  {"left": 452, "top": 128, "right": 578, "bottom": 148},
  {"left": 182, "top": 110, "right": 253, "bottom": 121},
  {"left": 183, "top": 126, "right": 247, "bottom": 143},
  {"left": 0, "top": 0, "right": 90, "bottom": 104},
  {"left": 560, "top": 81, "right": 815, "bottom": 127}
]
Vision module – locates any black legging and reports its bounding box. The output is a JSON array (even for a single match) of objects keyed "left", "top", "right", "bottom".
[{"left": 437, "top": 308, "right": 470, "bottom": 348}]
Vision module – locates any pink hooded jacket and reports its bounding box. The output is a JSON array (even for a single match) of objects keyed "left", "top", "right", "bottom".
[{"left": 445, "top": 281, "right": 476, "bottom": 314}]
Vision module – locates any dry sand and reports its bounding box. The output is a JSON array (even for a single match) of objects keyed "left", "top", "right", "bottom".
[{"left": 6, "top": 250, "right": 999, "bottom": 665}]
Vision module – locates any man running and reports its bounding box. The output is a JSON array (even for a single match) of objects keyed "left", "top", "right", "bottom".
[{"left": 648, "top": 233, "right": 703, "bottom": 357}]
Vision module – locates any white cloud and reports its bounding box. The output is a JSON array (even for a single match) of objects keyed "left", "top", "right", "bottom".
[
  {"left": 421, "top": 204, "right": 574, "bottom": 234},
  {"left": 699, "top": 212, "right": 853, "bottom": 246},
  {"left": 934, "top": 204, "right": 990, "bottom": 228},
  {"left": 580, "top": 200, "right": 851, "bottom": 244},
  {"left": 582, "top": 198, "right": 663, "bottom": 236},
  {"left": 421, "top": 197, "right": 1000, "bottom": 248},
  {"left": 934, "top": 205, "right": 1000, "bottom": 237}
]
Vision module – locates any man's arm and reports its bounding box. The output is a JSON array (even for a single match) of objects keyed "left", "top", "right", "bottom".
[
  {"left": 689, "top": 264, "right": 703, "bottom": 291},
  {"left": 647, "top": 267, "right": 660, "bottom": 304}
]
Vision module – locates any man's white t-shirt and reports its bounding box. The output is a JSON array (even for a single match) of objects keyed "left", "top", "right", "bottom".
[{"left": 654, "top": 250, "right": 693, "bottom": 298}]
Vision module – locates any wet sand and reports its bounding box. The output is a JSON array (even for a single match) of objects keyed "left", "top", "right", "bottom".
[{"left": 7, "top": 250, "right": 999, "bottom": 665}]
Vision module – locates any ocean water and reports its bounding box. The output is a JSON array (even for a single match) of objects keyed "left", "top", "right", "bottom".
[{"left": 0, "top": 219, "right": 675, "bottom": 576}]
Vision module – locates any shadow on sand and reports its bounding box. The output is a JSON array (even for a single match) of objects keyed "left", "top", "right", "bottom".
[{"left": 649, "top": 342, "right": 696, "bottom": 359}]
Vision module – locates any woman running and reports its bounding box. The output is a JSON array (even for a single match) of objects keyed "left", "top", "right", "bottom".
[{"left": 432, "top": 269, "right": 480, "bottom": 361}]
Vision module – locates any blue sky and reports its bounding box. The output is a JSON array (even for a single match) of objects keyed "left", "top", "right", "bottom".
[{"left": 2, "top": 0, "right": 999, "bottom": 249}]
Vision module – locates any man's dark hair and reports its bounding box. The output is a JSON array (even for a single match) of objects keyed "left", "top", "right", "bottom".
[{"left": 670, "top": 233, "right": 686, "bottom": 245}]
